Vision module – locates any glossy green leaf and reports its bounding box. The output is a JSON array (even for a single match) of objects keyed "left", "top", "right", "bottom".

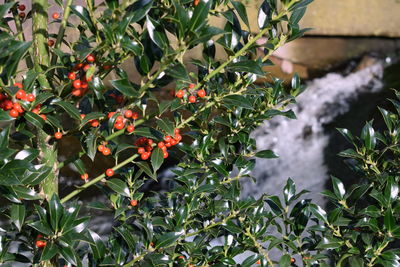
[
  {"left": 107, "top": 179, "right": 130, "bottom": 197},
  {"left": 255, "top": 149, "right": 279, "bottom": 158},
  {"left": 53, "top": 100, "right": 81, "bottom": 120},
  {"left": 10, "top": 204, "right": 25, "bottom": 232},
  {"left": 155, "top": 232, "right": 181, "bottom": 249},
  {"left": 151, "top": 147, "right": 164, "bottom": 173}
]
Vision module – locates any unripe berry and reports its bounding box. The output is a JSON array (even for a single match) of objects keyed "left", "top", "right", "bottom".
[
  {"left": 26, "top": 94, "right": 35, "bottom": 102},
  {"left": 130, "top": 199, "right": 138, "bottom": 207},
  {"left": 105, "top": 169, "right": 114, "bottom": 177},
  {"left": 188, "top": 95, "right": 196, "bottom": 103},
  {"left": 197, "top": 89, "right": 206, "bottom": 98},
  {"left": 9, "top": 109, "right": 19, "bottom": 118},
  {"left": 73, "top": 80, "right": 81, "bottom": 89},
  {"left": 54, "top": 132, "right": 62, "bottom": 139},
  {"left": 176, "top": 90, "right": 185, "bottom": 99},
  {"left": 102, "top": 147, "right": 111, "bottom": 156},
  {"left": 81, "top": 173, "right": 89, "bottom": 180}
]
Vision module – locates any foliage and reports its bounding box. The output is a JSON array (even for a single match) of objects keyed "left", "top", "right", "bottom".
[{"left": 2, "top": 0, "right": 398, "bottom": 267}]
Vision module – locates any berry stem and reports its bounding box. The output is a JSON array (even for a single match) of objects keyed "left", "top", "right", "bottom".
[{"left": 61, "top": 153, "right": 139, "bottom": 203}]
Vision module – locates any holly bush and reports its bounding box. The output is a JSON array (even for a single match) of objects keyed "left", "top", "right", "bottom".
[{"left": 1, "top": 0, "right": 399, "bottom": 266}]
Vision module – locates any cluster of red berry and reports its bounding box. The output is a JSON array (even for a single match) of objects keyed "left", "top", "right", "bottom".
[
  {"left": 68, "top": 54, "right": 95, "bottom": 97},
  {"left": 0, "top": 83, "right": 36, "bottom": 119},
  {"left": 98, "top": 142, "right": 112, "bottom": 156},
  {"left": 135, "top": 137, "right": 154, "bottom": 160},
  {"left": 80, "top": 113, "right": 100, "bottom": 128},
  {"left": 175, "top": 84, "right": 206, "bottom": 103},
  {"left": 108, "top": 110, "right": 138, "bottom": 133}
]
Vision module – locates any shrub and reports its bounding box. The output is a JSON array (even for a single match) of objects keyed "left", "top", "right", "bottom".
[{"left": 5, "top": 0, "right": 399, "bottom": 267}]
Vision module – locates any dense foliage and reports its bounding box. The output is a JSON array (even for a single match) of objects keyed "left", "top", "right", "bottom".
[{"left": 1, "top": 0, "right": 399, "bottom": 266}]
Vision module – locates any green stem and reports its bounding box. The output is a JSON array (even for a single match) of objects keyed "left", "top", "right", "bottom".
[
  {"left": 32, "top": 0, "right": 51, "bottom": 89},
  {"left": 61, "top": 154, "right": 139, "bottom": 203},
  {"left": 245, "top": 229, "right": 275, "bottom": 266},
  {"left": 49, "top": 0, "right": 74, "bottom": 69},
  {"left": 38, "top": 130, "right": 58, "bottom": 199}
]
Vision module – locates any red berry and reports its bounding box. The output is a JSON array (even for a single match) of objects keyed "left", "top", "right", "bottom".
[
  {"left": 74, "top": 63, "right": 84, "bottom": 70},
  {"left": 138, "top": 147, "right": 145, "bottom": 154},
  {"left": 126, "top": 125, "right": 135, "bottom": 133},
  {"left": 73, "top": 80, "right": 81, "bottom": 89},
  {"left": 105, "top": 169, "right": 114, "bottom": 177},
  {"left": 54, "top": 132, "right": 62, "bottom": 139},
  {"left": 147, "top": 139, "right": 153, "bottom": 145},
  {"left": 141, "top": 152, "right": 150, "bottom": 160},
  {"left": 86, "top": 75, "right": 93, "bottom": 82},
  {"left": 3, "top": 100, "right": 13, "bottom": 110},
  {"left": 35, "top": 240, "right": 46, "bottom": 248},
  {"left": 114, "top": 122, "right": 125, "bottom": 130},
  {"left": 130, "top": 199, "right": 138, "bottom": 207},
  {"left": 145, "top": 145, "right": 152, "bottom": 152},
  {"left": 197, "top": 89, "right": 206, "bottom": 98},
  {"left": 83, "top": 64, "right": 90, "bottom": 72},
  {"left": 9, "top": 109, "right": 19, "bottom": 118},
  {"left": 165, "top": 142, "right": 172, "bottom": 148},
  {"left": 32, "top": 108, "right": 40, "bottom": 114},
  {"left": 52, "top": 13, "right": 60, "bottom": 19},
  {"left": 194, "top": 0, "right": 200, "bottom": 6},
  {"left": 19, "top": 12, "right": 25, "bottom": 18},
  {"left": 124, "top": 110, "right": 133, "bottom": 118},
  {"left": 103, "top": 65, "right": 112, "bottom": 70},
  {"left": 16, "top": 89, "right": 26, "bottom": 99},
  {"left": 18, "top": 5, "right": 26, "bottom": 11},
  {"left": 188, "top": 83, "right": 195, "bottom": 89},
  {"left": 108, "top": 112, "right": 116, "bottom": 118},
  {"left": 81, "top": 173, "right": 89, "bottom": 180},
  {"left": 170, "top": 139, "right": 177, "bottom": 146},
  {"left": 115, "top": 115, "right": 124, "bottom": 123},
  {"left": 158, "top": 142, "right": 165, "bottom": 148},
  {"left": 161, "top": 146, "right": 167, "bottom": 152},
  {"left": 13, "top": 103, "right": 24, "bottom": 113},
  {"left": 174, "top": 134, "right": 182, "bottom": 142},
  {"left": 87, "top": 54, "right": 95, "bottom": 63},
  {"left": 71, "top": 89, "right": 82, "bottom": 96},
  {"left": 102, "top": 147, "right": 111, "bottom": 156},
  {"left": 178, "top": 256, "right": 185, "bottom": 259},
  {"left": 163, "top": 151, "right": 169, "bottom": 159},
  {"left": 68, "top": 72, "right": 76, "bottom": 80},
  {"left": 40, "top": 114, "right": 47, "bottom": 121},
  {"left": 116, "top": 95, "right": 124, "bottom": 104},
  {"left": 291, "top": 258, "right": 296, "bottom": 263},
  {"left": 90, "top": 120, "right": 99, "bottom": 127},
  {"left": 26, "top": 94, "right": 35, "bottom": 102},
  {"left": 174, "top": 128, "right": 180, "bottom": 135},
  {"left": 176, "top": 90, "right": 185, "bottom": 99},
  {"left": 47, "top": 40, "right": 55, "bottom": 47},
  {"left": 256, "top": 260, "right": 261, "bottom": 265},
  {"left": 189, "top": 95, "right": 196, "bottom": 103},
  {"left": 81, "top": 81, "right": 88, "bottom": 89},
  {"left": 98, "top": 145, "right": 105, "bottom": 152},
  {"left": 131, "top": 112, "right": 139, "bottom": 120},
  {"left": 14, "top": 83, "right": 23, "bottom": 89},
  {"left": 164, "top": 136, "right": 172, "bottom": 143}
]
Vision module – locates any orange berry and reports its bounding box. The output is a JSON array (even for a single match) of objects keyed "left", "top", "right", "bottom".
[
  {"left": 14, "top": 83, "right": 23, "bottom": 89},
  {"left": 291, "top": 258, "right": 296, "bottom": 263},
  {"left": 98, "top": 145, "right": 105, "bottom": 152},
  {"left": 188, "top": 95, "right": 196, "bottom": 103},
  {"left": 40, "top": 114, "right": 47, "bottom": 121},
  {"left": 105, "top": 168, "right": 114, "bottom": 177},
  {"left": 174, "top": 128, "right": 180, "bottom": 135},
  {"left": 90, "top": 120, "right": 99, "bottom": 127},
  {"left": 141, "top": 152, "right": 150, "bottom": 160},
  {"left": 194, "top": 0, "right": 200, "bottom": 6},
  {"left": 188, "top": 83, "right": 195, "bottom": 89},
  {"left": 165, "top": 142, "right": 172, "bottom": 148},
  {"left": 54, "top": 132, "right": 62, "bottom": 139},
  {"left": 164, "top": 136, "right": 172, "bottom": 143},
  {"left": 108, "top": 112, "right": 116, "bottom": 118},
  {"left": 197, "top": 89, "right": 206, "bottom": 98},
  {"left": 126, "top": 125, "right": 135, "bottom": 133},
  {"left": 161, "top": 146, "right": 167, "bottom": 152},
  {"left": 83, "top": 64, "right": 90, "bottom": 72},
  {"left": 9, "top": 109, "right": 19, "bottom": 118},
  {"left": 158, "top": 142, "right": 165, "bottom": 148},
  {"left": 170, "top": 139, "right": 177, "bottom": 146},
  {"left": 178, "top": 256, "right": 185, "bottom": 259},
  {"left": 19, "top": 12, "right": 25, "bottom": 18},
  {"left": 71, "top": 89, "right": 82, "bottom": 96},
  {"left": 138, "top": 147, "right": 145, "bottom": 154},
  {"left": 114, "top": 122, "right": 125, "bottom": 130},
  {"left": 13, "top": 103, "right": 24, "bottom": 113},
  {"left": 81, "top": 173, "right": 89, "bottom": 180},
  {"left": 130, "top": 199, "right": 138, "bottom": 207},
  {"left": 81, "top": 81, "right": 88, "bottom": 89},
  {"left": 32, "top": 108, "right": 40, "bottom": 114},
  {"left": 73, "top": 79, "right": 81, "bottom": 89},
  {"left": 68, "top": 72, "right": 76, "bottom": 80},
  {"left": 52, "top": 13, "right": 60, "bottom": 19},
  {"left": 26, "top": 94, "right": 35, "bottom": 102},
  {"left": 102, "top": 147, "right": 111, "bottom": 156},
  {"left": 256, "top": 260, "right": 261, "bottom": 264},
  {"left": 35, "top": 240, "right": 46, "bottom": 248},
  {"left": 163, "top": 151, "right": 169, "bottom": 159},
  {"left": 115, "top": 115, "right": 124, "bottom": 123},
  {"left": 47, "top": 40, "right": 55, "bottom": 47},
  {"left": 80, "top": 114, "right": 86, "bottom": 119},
  {"left": 174, "top": 134, "right": 182, "bottom": 142},
  {"left": 176, "top": 90, "right": 185, "bottom": 99},
  {"left": 131, "top": 112, "right": 139, "bottom": 120}
]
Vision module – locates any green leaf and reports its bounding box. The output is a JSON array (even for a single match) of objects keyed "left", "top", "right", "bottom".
[
  {"left": 110, "top": 78, "right": 138, "bottom": 98},
  {"left": 118, "top": 0, "right": 153, "bottom": 34},
  {"left": 222, "top": 95, "right": 254, "bottom": 110},
  {"left": 172, "top": 1, "right": 189, "bottom": 39},
  {"left": 255, "top": 150, "right": 279, "bottom": 158},
  {"left": 134, "top": 127, "right": 164, "bottom": 140},
  {"left": 146, "top": 15, "right": 169, "bottom": 50},
  {"left": 41, "top": 242, "right": 58, "bottom": 261},
  {"left": 1, "top": 41, "right": 31, "bottom": 84},
  {"left": 188, "top": 0, "right": 212, "bottom": 32},
  {"left": 70, "top": 5, "right": 97, "bottom": 33},
  {"left": 49, "top": 195, "right": 63, "bottom": 232},
  {"left": 59, "top": 245, "right": 78, "bottom": 266},
  {"left": 227, "top": 60, "right": 265, "bottom": 75},
  {"left": 121, "top": 36, "right": 142, "bottom": 56},
  {"left": 165, "top": 62, "right": 190, "bottom": 81},
  {"left": 308, "top": 203, "right": 328, "bottom": 223},
  {"left": 107, "top": 179, "right": 130, "bottom": 197},
  {"left": 258, "top": 1, "right": 272, "bottom": 29},
  {"left": 88, "top": 229, "right": 106, "bottom": 260},
  {"left": 0, "top": 109, "right": 14, "bottom": 122},
  {"left": 384, "top": 208, "right": 395, "bottom": 232},
  {"left": 10, "top": 204, "right": 25, "bottom": 231},
  {"left": 279, "top": 254, "right": 291, "bottom": 267},
  {"left": 151, "top": 148, "right": 164, "bottom": 173},
  {"left": 155, "top": 232, "right": 181, "bottom": 249},
  {"left": 283, "top": 178, "right": 295, "bottom": 205},
  {"left": 241, "top": 255, "right": 260, "bottom": 267},
  {"left": 331, "top": 176, "right": 346, "bottom": 200},
  {"left": 361, "top": 122, "right": 376, "bottom": 150},
  {"left": 136, "top": 161, "right": 156, "bottom": 181},
  {"left": 0, "top": 124, "right": 11, "bottom": 148},
  {"left": 231, "top": 1, "right": 250, "bottom": 29},
  {"left": 24, "top": 112, "right": 45, "bottom": 128},
  {"left": 156, "top": 118, "right": 175, "bottom": 136},
  {"left": 53, "top": 100, "right": 81, "bottom": 120}
]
